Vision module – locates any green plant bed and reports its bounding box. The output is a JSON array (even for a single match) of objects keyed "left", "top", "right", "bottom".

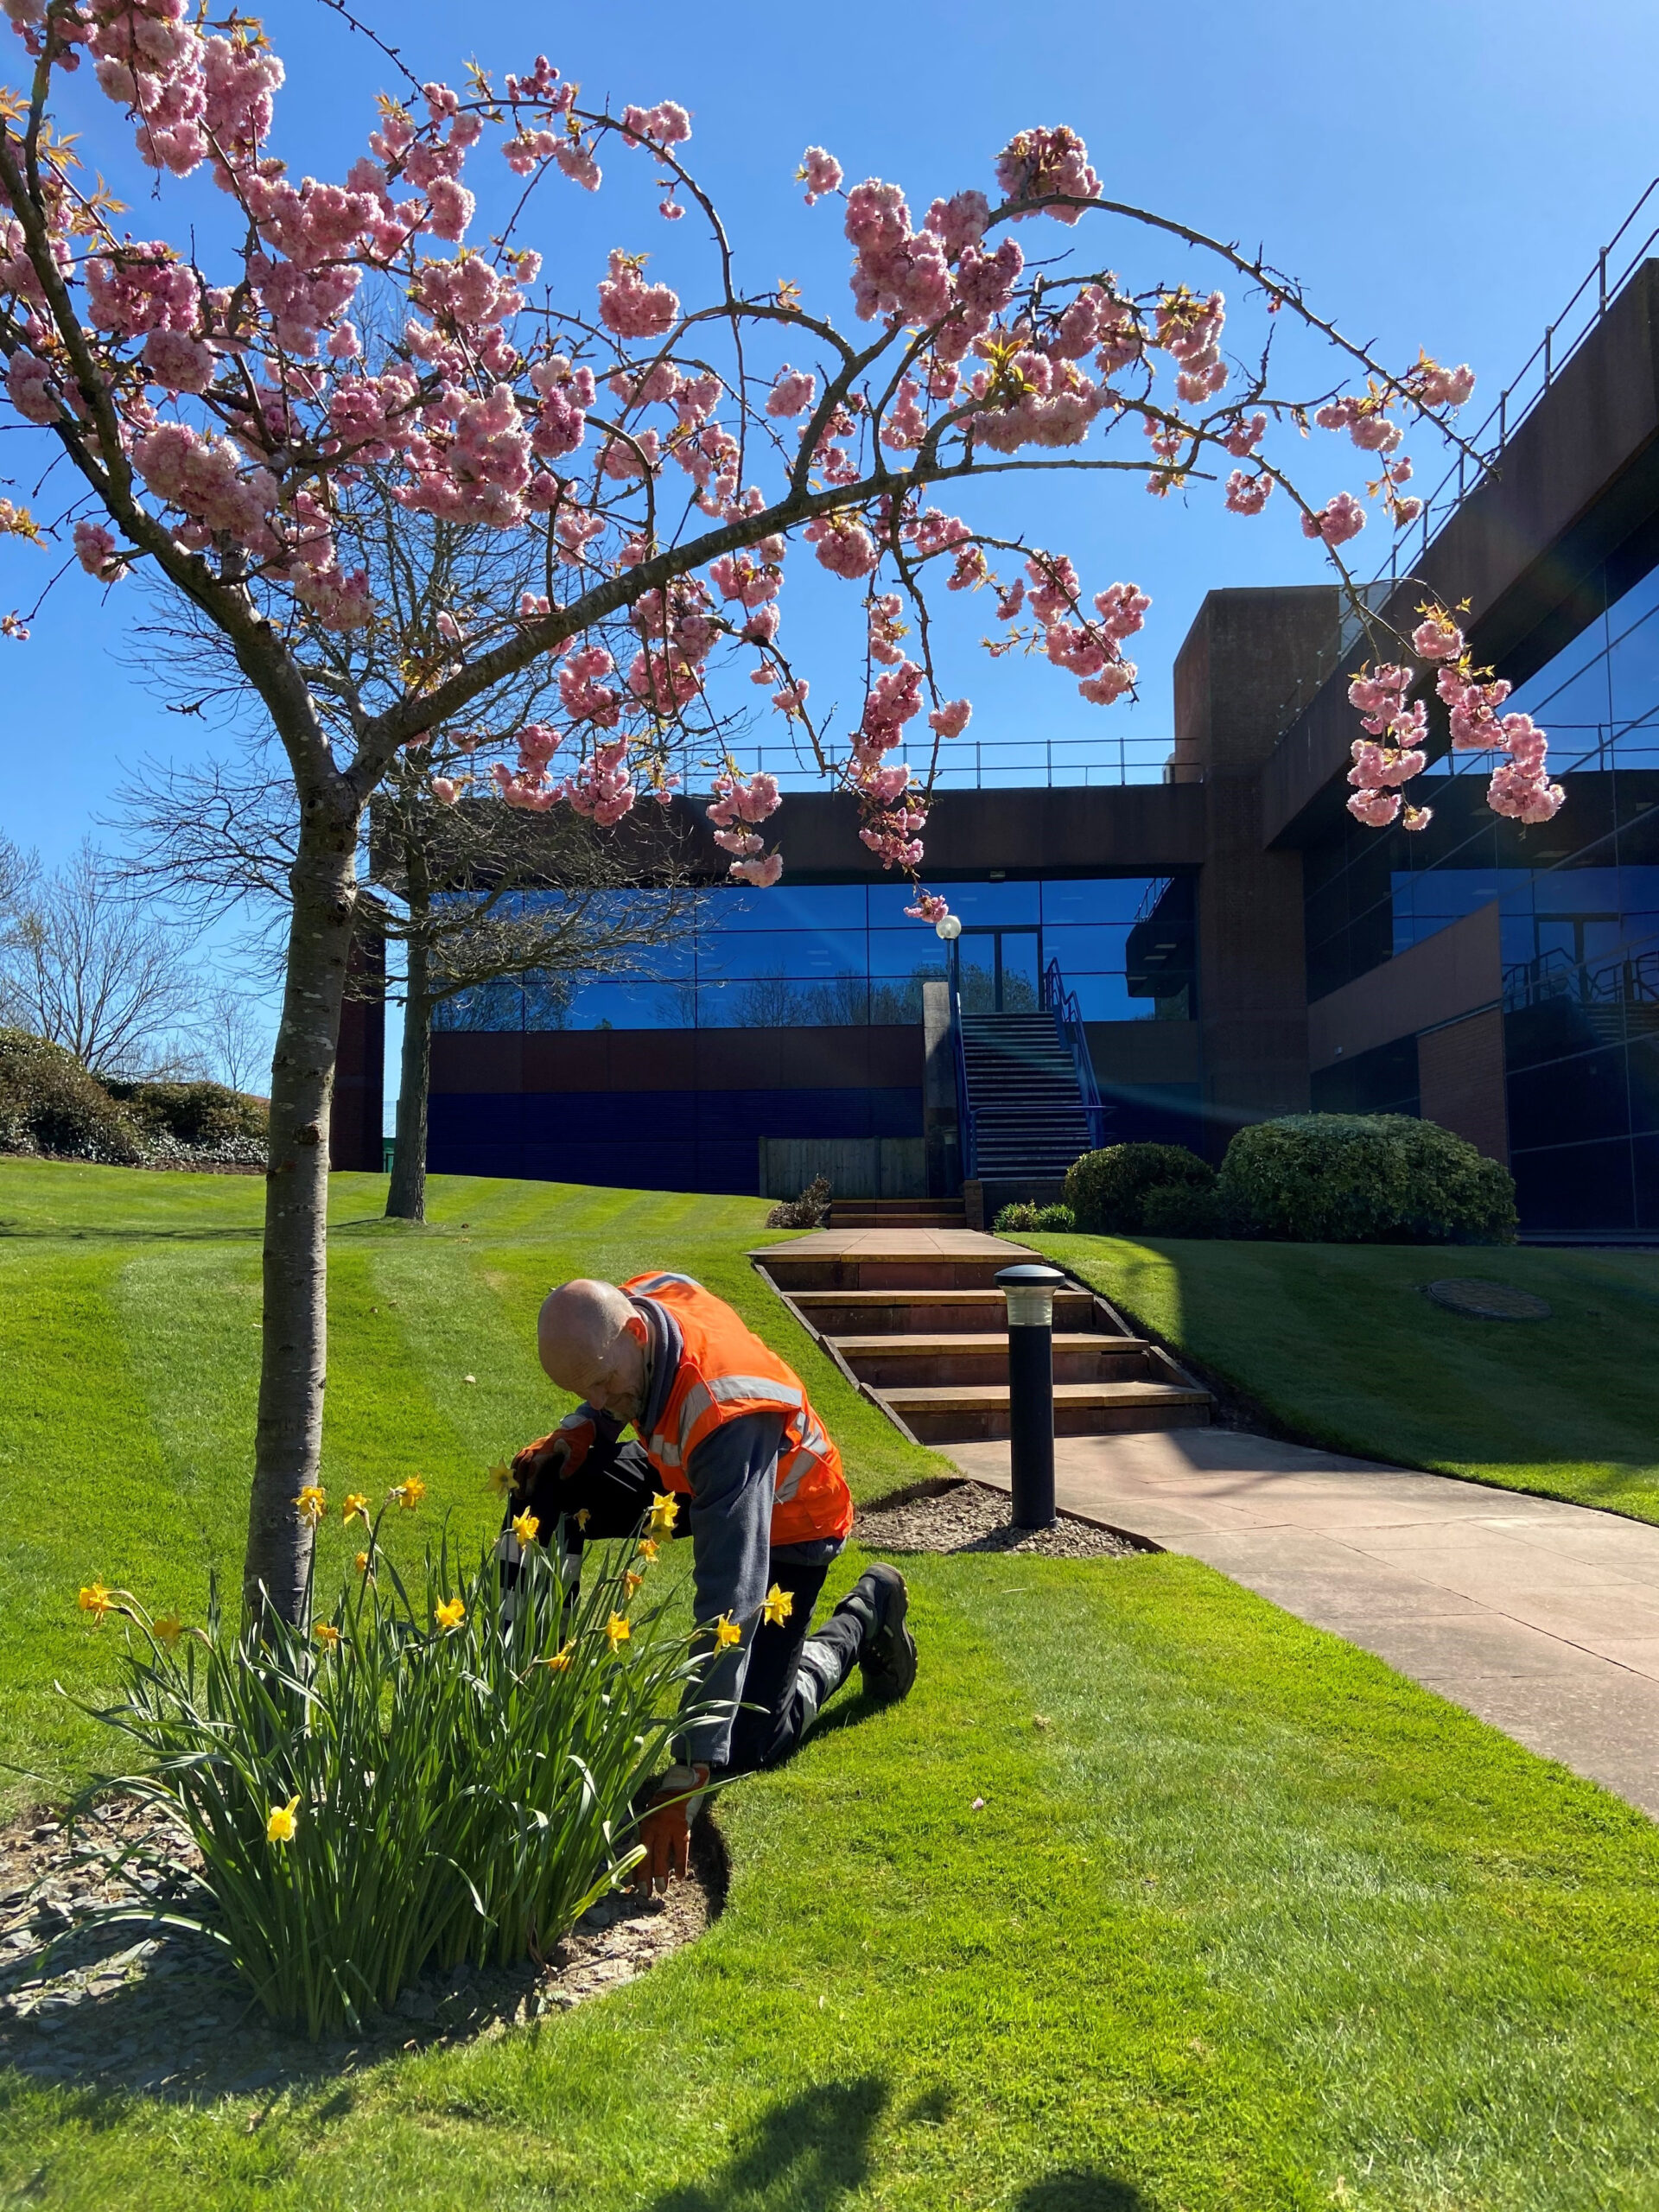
[{"left": 1036, "top": 1231, "right": 1659, "bottom": 1522}]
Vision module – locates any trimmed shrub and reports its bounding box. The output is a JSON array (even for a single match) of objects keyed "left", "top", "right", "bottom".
[
  {"left": 992, "top": 1201, "right": 1077, "bottom": 1233},
  {"left": 1063, "top": 1142, "right": 1215, "bottom": 1234},
  {"left": 107, "top": 1078, "right": 267, "bottom": 1148},
  {"left": 1217, "top": 1113, "right": 1517, "bottom": 1244},
  {"left": 766, "top": 1175, "right": 830, "bottom": 1229},
  {"left": 1139, "top": 1180, "right": 1234, "bottom": 1238},
  {"left": 0, "top": 1027, "right": 143, "bottom": 1164}
]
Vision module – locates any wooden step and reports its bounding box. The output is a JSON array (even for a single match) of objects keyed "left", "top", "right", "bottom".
[
  {"left": 760, "top": 1255, "right": 1022, "bottom": 1292},
  {"left": 831, "top": 1332, "right": 1153, "bottom": 1389},
  {"left": 789, "top": 1287, "right": 1098, "bottom": 1335},
  {"left": 874, "top": 1379, "right": 1212, "bottom": 1445}
]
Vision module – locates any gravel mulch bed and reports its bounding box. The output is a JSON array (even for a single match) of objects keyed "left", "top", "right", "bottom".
[
  {"left": 0, "top": 1792, "right": 722, "bottom": 2099},
  {"left": 856, "top": 1480, "right": 1148, "bottom": 1559}
]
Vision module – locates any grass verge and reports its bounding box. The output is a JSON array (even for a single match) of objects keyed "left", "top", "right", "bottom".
[{"left": 5, "top": 1161, "right": 1659, "bottom": 2209}]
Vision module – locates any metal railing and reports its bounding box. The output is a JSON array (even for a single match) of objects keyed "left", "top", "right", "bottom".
[
  {"left": 687, "top": 729, "right": 1192, "bottom": 796},
  {"left": 1041, "top": 956, "right": 1112, "bottom": 1151},
  {"left": 1271, "top": 176, "right": 1659, "bottom": 739},
  {"left": 949, "top": 970, "right": 977, "bottom": 1179},
  {"left": 1503, "top": 944, "right": 1659, "bottom": 1015}
]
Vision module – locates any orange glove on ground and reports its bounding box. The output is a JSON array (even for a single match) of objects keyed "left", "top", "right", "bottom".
[{"left": 633, "top": 1764, "right": 709, "bottom": 1892}]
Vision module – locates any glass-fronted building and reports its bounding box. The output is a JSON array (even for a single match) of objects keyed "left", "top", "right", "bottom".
[{"left": 331, "top": 247, "right": 1659, "bottom": 1238}]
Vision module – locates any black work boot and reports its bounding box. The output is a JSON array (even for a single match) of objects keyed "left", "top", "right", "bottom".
[{"left": 835, "top": 1562, "right": 918, "bottom": 1700}]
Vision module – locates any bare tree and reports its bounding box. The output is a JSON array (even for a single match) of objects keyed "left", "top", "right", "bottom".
[
  {"left": 0, "top": 841, "right": 200, "bottom": 1075},
  {"left": 194, "top": 979, "right": 273, "bottom": 1097}
]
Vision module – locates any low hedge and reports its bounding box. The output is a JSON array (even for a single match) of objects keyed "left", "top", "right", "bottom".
[
  {"left": 1217, "top": 1114, "right": 1516, "bottom": 1244},
  {"left": 1062, "top": 1143, "right": 1215, "bottom": 1234},
  {"left": 0, "top": 1027, "right": 144, "bottom": 1164},
  {"left": 992, "top": 1201, "right": 1076, "bottom": 1234}
]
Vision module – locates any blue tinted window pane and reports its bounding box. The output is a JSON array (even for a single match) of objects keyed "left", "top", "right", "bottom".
[
  {"left": 867, "top": 931, "right": 952, "bottom": 982},
  {"left": 1042, "top": 877, "right": 1162, "bottom": 925},
  {"left": 562, "top": 979, "right": 696, "bottom": 1029},
  {"left": 705, "top": 884, "right": 868, "bottom": 932},
  {"left": 696, "top": 928, "right": 868, "bottom": 981},
  {"left": 437, "top": 982, "right": 524, "bottom": 1031},
  {"left": 873, "top": 878, "right": 1039, "bottom": 925},
  {"left": 1065, "top": 974, "right": 1143, "bottom": 1020},
  {"left": 1044, "top": 924, "right": 1134, "bottom": 972}
]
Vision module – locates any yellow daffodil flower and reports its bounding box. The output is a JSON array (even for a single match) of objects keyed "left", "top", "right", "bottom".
[
  {"left": 542, "top": 1641, "right": 575, "bottom": 1672},
  {"left": 762, "top": 1583, "right": 793, "bottom": 1628},
  {"left": 624, "top": 1569, "right": 643, "bottom": 1598},
  {"left": 575, "top": 1507, "right": 591, "bottom": 1531},
  {"left": 647, "top": 1493, "right": 680, "bottom": 1537},
  {"left": 637, "top": 1538, "right": 658, "bottom": 1564},
  {"left": 392, "top": 1475, "right": 428, "bottom": 1511},
  {"left": 341, "top": 1492, "right": 370, "bottom": 1526},
  {"left": 294, "top": 1484, "right": 327, "bottom": 1528},
  {"left": 266, "top": 1795, "right": 300, "bottom": 1845},
  {"left": 512, "top": 1510, "right": 541, "bottom": 1547},
  {"left": 434, "top": 1595, "right": 466, "bottom": 1632},
  {"left": 315, "top": 1622, "right": 340, "bottom": 1651},
  {"left": 354, "top": 1549, "right": 373, "bottom": 1577},
  {"left": 152, "top": 1611, "right": 183, "bottom": 1645},
  {"left": 605, "top": 1611, "right": 631, "bottom": 1651},
  {"left": 78, "top": 1582, "right": 112, "bottom": 1618},
  {"left": 486, "top": 1459, "right": 512, "bottom": 1496},
  {"left": 709, "top": 1612, "right": 741, "bottom": 1652}
]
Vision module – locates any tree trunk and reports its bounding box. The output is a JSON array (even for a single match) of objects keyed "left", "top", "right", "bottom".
[
  {"left": 243, "top": 798, "right": 361, "bottom": 1624},
  {"left": 386, "top": 920, "right": 431, "bottom": 1224}
]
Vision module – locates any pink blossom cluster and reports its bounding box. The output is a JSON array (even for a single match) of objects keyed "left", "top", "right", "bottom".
[
  {"left": 73, "top": 519, "right": 128, "bottom": 582},
  {"left": 993, "top": 126, "right": 1101, "bottom": 221},
  {"left": 707, "top": 767, "right": 783, "bottom": 883},
  {"left": 1155, "top": 289, "right": 1227, "bottom": 404},
  {"left": 798, "top": 146, "right": 843, "bottom": 205},
  {"left": 905, "top": 891, "right": 951, "bottom": 923},
  {"left": 562, "top": 737, "right": 638, "bottom": 825},
  {"left": 1225, "top": 468, "right": 1273, "bottom": 516},
  {"left": 1301, "top": 491, "right": 1368, "bottom": 547},
  {"left": 766, "top": 365, "right": 817, "bottom": 418},
  {"left": 596, "top": 250, "right": 679, "bottom": 341}
]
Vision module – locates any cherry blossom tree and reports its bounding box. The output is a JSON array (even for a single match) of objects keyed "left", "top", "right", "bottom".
[{"left": 0, "top": 1, "right": 1560, "bottom": 1618}]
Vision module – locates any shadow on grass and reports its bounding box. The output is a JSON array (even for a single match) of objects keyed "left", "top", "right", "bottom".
[{"left": 640, "top": 2079, "right": 1149, "bottom": 2212}]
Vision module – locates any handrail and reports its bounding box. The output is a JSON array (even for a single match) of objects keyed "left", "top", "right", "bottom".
[
  {"left": 1042, "top": 956, "right": 1111, "bottom": 1153},
  {"left": 948, "top": 970, "right": 977, "bottom": 1180}
]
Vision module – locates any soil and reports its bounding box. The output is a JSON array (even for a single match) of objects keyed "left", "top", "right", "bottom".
[
  {"left": 0, "top": 1791, "right": 724, "bottom": 2099},
  {"left": 856, "top": 1479, "right": 1148, "bottom": 1560}
]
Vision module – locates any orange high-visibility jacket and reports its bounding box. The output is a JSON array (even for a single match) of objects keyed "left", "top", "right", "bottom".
[{"left": 623, "top": 1270, "right": 854, "bottom": 1548}]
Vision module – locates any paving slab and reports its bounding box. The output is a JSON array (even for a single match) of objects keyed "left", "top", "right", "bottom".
[{"left": 943, "top": 1428, "right": 1659, "bottom": 1819}]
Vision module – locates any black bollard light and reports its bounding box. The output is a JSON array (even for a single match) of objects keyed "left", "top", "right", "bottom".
[{"left": 995, "top": 1262, "right": 1065, "bottom": 1529}]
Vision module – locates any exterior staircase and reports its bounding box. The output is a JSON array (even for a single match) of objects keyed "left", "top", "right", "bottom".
[
  {"left": 828, "top": 1196, "right": 966, "bottom": 1230},
  {"left": 754, "top": 1232, "right": 1211, "bottom": 1446},
  {"left": 957, "top": 1005, "right": 1100, "bottom": 1182}
]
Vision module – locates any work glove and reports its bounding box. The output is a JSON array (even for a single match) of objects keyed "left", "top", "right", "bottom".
[
  {"left": 511, "top": 1411, "right": 599, "bottom": 1496},
  {"left": 633, "top": 1763, "right": 709, "bottom": 1893}
]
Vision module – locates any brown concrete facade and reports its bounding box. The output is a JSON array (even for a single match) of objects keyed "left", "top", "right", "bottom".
[
  {"left": 1306, "top": 902, "right": 1503, "bottom": 1072},
  {"left": 1419, "top": 1010, "right": 1510, "bottom": 1166},
  {"left": 1173, "top": 585, "right": 1340, "bottom": 1151}
]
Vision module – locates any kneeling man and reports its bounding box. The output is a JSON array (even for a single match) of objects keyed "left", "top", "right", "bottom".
[{"left": 507, "top": 1269, "right": 916, "bottom": 1886}]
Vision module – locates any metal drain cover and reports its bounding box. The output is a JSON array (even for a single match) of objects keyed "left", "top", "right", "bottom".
[{"left": 1425, "top": 1278, "right": 1552, "bottom": 1321}]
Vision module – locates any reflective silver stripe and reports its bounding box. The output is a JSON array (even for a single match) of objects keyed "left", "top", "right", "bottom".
[
  {"left": 675, "top": 1380, "right": 715, "bottom": 1453},
  {"left": 650, "top": 1435, "right": 682, "bottom": 1467},
  {"left": 774, "top": 1443, "right": 823, "bottom": 1505},
  {"left": 630, "top": 1271, "right": 702, "bottom": 1295},
  {"left": 557, "top": 1409, "right": 591, "bottom": 1434},
  {"left": 705, "top": 1373, "right": 803, "bottom": 1409}
]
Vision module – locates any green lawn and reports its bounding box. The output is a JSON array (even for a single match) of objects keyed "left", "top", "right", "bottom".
[
  {"left": 7, "top": 1160, "right": 1659, "bottom": 2209},
  {"left": 1035, "top": 1233, "right": 1659, "bottom": 1524}
]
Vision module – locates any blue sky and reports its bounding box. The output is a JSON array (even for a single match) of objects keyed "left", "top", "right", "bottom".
[{"left": 2, "top": 0, "right": 1655, "bottom": 1087}]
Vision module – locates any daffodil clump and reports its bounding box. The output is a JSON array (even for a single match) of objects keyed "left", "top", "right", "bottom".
[{"left": 71, "top": 1483, "right": 717, "bottom": 2039}]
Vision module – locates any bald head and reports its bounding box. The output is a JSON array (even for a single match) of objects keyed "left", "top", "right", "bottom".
[{"left": 538, "top": 1278, "right": 649, "bottom": 1424}]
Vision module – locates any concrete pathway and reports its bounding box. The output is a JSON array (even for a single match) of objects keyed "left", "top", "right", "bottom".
[{"left": 945, "top": 1430, "right": 1659, "bottom": 1818}]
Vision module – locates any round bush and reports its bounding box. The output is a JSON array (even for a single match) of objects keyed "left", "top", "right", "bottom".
[
  {"left": 106, "top": 1078, "right": 268, "bottom": 1147},
  {"left": 1062, "top": 1143, "right": 1215, "bottom": 1234},
  {"left": 1139, "top": 1180, "right": 1232, "bottom": 1238},
  {"left": 1217, "top": 1114, "right": 1517, "bottom": 1244},
  {"left": 0, "top": 1027, "right": 143, "bottom": 1164},
  {"left": 992, "top": 1201, "right": 1077, "bottom": 1233}
]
